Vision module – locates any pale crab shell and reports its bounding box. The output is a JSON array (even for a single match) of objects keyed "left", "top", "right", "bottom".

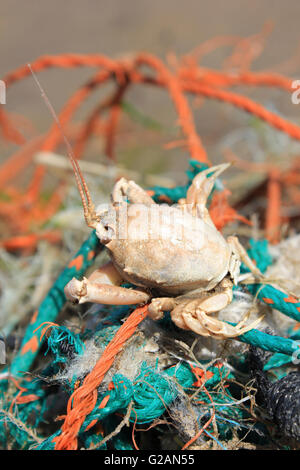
[{"left": 96, "top": 203, "right": 231, "bottom": 295}]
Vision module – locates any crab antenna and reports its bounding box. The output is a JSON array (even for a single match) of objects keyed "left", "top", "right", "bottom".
[{"left": 28, "top": 63, "right": 98, "bottom": 229}]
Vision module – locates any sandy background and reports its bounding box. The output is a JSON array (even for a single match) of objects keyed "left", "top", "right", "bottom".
[{"left": 1, "top": 0, "right": 300, "bottom": 179}]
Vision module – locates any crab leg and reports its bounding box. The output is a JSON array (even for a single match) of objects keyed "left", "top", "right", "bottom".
[
  {"left": 186, "top": 163, "right": 230, "bottom": 207},
  {"left": 178, "top": 163, "right": 230, "bottom": 222},
  {"left": 87, "top": 261, "right": 124, "bottom": 285},
  {"left": 173, "top": 287, "right": 232, "bottom": 337},
  {"left": 172, "top": 300, "right": 211, "bottom": 336},
  {"left": 64, "top": 261, "right": 150, "bottom": 305},
  {"left": 227, "top": 236, "right": 263, "bottom": 279},
  {"left": 148, "top": 297, "right": 177, "bottom": 321},
  {"left": 195, "top": 309, "right": 264, "bottom": 339},
  {"left": 170, "top": 279, "right": 264, "bottom": 339}
]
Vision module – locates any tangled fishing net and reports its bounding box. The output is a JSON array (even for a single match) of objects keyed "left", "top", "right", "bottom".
[{"left": 1, "top": 26, "right": 300, "bottom": 450}]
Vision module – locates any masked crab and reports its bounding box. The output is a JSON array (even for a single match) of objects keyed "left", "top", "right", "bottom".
[{"left": 65, "top": 162, "right": 263, "bottom": 340}]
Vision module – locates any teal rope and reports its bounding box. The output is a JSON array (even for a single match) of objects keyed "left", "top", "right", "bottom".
[
  {"left": 35, "top": 361, "right": 235, "bottom": 450},
  {"left": 237, "top": 328, "right": 299, "bottom": 355},
  {"left": 150, "top": 160, "right": 223, "bottom": 203},
  {"left": 237, "top": 238, "right": 300, "bottom": 368},
  {"left": 45, "top": 325, "right": 85, "bottom": 364},
  {"left": 240, "top": 238, "right": 300, "bottom": 322},
  {"left": 8, "top": 231, "right": 101, "bottom": 378},
  {"left": 247, "top": 283, "right": 300, "bottom": 322}
]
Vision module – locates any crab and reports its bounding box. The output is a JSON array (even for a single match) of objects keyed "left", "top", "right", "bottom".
[{"left": 64, "top": 162, "right": 264, "bottom": 340}]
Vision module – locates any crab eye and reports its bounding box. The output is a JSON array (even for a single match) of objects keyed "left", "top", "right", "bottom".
[{"left": 104, "top": 225, "right": 115, "bottom": 238}]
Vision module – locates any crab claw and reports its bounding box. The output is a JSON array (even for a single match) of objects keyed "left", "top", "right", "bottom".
[
  {"left": 64, "top": 277, "right": 87, "bottom": 303},
  {"left": 186, "top": 162, "right": 231, "bottom": 208},
  {"left": 64, "top": 277, "right": 150, "bottom": 305}
]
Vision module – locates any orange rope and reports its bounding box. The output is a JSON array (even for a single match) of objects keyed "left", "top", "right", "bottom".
[
  {"left": 1, "top": 36, "right": 300, "bottom": 250},
  {"left": 209, "top": 189, "right": 252, "bottom": 231},
  {"left": 4, "top": 376, "right": 40, "bottom": 413},
  {"left": 40, "top": 69, "right": 112, "bottom": 154},
  {"left": 135, "top": 53, "right": 209, "bottom": 163},
  {"left": 180, "top": 81, "right": 300, "bottom": 141},
  {"left": 54, "top": 305, "right": 148, "bottom": 450},
  {"left": 0, "top": 136, "right": 44, "bottom": 187},
  {"left": 0, "top": 108, "right": 26, "bottom": 145},
  {"left": 3, "top": 54, "right": 121, "bottom": 87},
  {"left": 0, "top": 231, "right": 61, "bottom": 253}
]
